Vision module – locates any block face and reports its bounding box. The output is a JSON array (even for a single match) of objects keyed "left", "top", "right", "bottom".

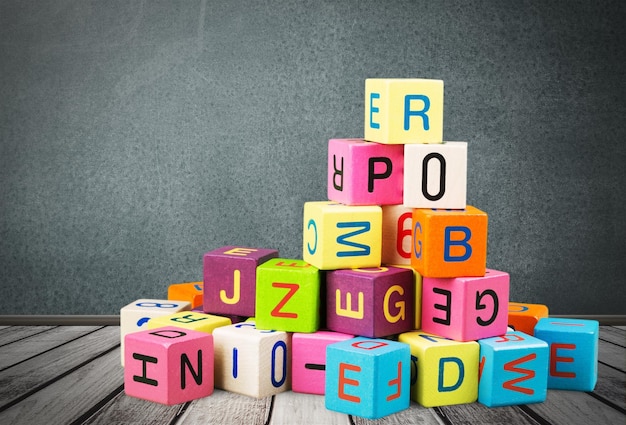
[
  {"left": 325, "top": 337, "right": 411, "bottom": 419},
  {"left": 326, "top": 266, "right": 415, "bottom": 338},
  {"left": 534, "top": 318, "right": 599, "bottom": 391},
  {"left": 124, "top": 327, "right": 214, "bottom": 405},
  {"left": 421, "top": 269, "right": 509, "bottom": 341},
  {"left": 292, "top": 331, "right": 355, "bottom": 395},
  {"left": 212, "top": 322, "right": 291, "bottom": 398},
  {"left": 478, "top": 331, "right": 549, "bottom": 407},
  {"left": 411, "top": 206, "right": 488, "bottom": 278},
  {"left": 203, "top": 246, "right": 279, "bottom": 317},
  {"left": 327, "top": 138, "right": 404, "bottom": 205},
  {"left": 399, "top": 331, "right": 479, "bottom": 407},
  {"left": 508, "top": 302, "right": 549, "bottom": 335},
  {"left": 168, "top": 282, "right": 204, "bottom": 309},
  {"left": 120, "top": 299, "right": 191, "bottom": 365},
  {"left": 255, "top": 258, "right": 321, "bottom": 333},
  {"left": 147, "top": 311, "right": 232, "bottom": 334},
  {"left": 303, "top": 201, "right": 383, "bottom": 270},
  {"left": 403, "top": 142, "right": 467, "bottom": 209},
  {"left": 364, "top": 78, "right": 444, "bottom": 144},
  {"left": 381, "top": 205, "right": 413, "bottom": 266}
]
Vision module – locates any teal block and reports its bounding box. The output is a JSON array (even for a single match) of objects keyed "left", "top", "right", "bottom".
[
  {"left": 325, "top": 337, "right": 410, "bottom": 419},
  {"left": 255, "top": 258, "right": 321, "bottom": 333},
  {"left": 478, "top": 331, "right": 549, "bottom": 407},
  {"left": 534, "top": 318, "right": 599, "bottom": 391}
]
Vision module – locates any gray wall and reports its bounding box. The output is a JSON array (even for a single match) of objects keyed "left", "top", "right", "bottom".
[{"left": 1, "top": 0, "right": 625, "bottom": 315}]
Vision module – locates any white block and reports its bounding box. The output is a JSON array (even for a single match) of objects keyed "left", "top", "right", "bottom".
[
  {"left": 381, "top": 204, "right": 414, "bottom": 266},
  {"left": 403, "top": 142, "right": 467, "bottom": 209}
]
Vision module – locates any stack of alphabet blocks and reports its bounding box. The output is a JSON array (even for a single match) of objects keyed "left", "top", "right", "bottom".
[{"left": 120, "top": 79, "right": 599, "bottom": 419}]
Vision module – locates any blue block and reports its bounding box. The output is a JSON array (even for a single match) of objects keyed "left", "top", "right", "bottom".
[
  {"left": 534, "top": 318, "right": 599, "bottom": 391},
  {"left": 478, "top": 331, "right": 549, "bottom": 407},
  {"left": 325, "top": 337, "right": 410, "bottom": 419}
]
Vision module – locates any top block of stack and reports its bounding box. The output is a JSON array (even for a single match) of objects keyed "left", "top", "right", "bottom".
[{"left": 364, "top": 78, "right": 444, "bottom": 145}]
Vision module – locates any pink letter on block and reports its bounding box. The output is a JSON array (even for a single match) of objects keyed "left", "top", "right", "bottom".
[
  {"left": 203, "top": 246, "right": 278, "bottom": 317},
  {"left": 327, "top": 138, "right": 404, "bottom": 206},
  {"left": 124, "top": 327, "right": 214, "bottom": 405},
  {"left": 421, "top": 269, "right": 510, "bottom": 341},
  {"left": 292, "top": 330, "right": 355, "bottom": 395}
]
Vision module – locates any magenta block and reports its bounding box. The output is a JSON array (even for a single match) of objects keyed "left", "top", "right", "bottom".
[
  {"left": 327, "top": 138, "right": 404, "bottom": 206},
  {"left": 292, "top": 330, "right": 355, "bottom": 395},
  {"left": 326, "top": 266, "right": 414, "bottom": 338},
  {"left": 124, "top": 327, "right": 214, "bottom": 405},
  {"left": 203, "top": 246, "right": 278, "bottom": 317},
  {"left": 421, "top": 269, "right": 510, "bottom": 341}
]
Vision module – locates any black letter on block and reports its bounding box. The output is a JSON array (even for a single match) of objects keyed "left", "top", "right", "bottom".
[
  {"left": 422, "top": 153, "right": 446, "bottom": 201},
  {"left": 181, "top": 350, "right": 203, "bottom": 389},
  {"left": 476, "top": 289, "right": 499, "bottom": 326},
  {"left": 333, "top": 155, "right": 344, "bottom": 191},
  {"left": 132, "top": 353, "right": 158, "bottom": 386},
  {"left": 432, "top": 287, "right": 451, "bottom": 326},
  {"left": 368, "top": 157, "right": 392, "bottom": 192}
]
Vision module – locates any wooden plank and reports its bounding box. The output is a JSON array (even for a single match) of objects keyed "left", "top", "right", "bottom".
[
  {"left": 81, "top": 389, "right": 183, "bottom": 424},
  {"left": 269, "top": 391, "right": 351, "bottom": 425},
  {"left": 600, "top": 326, "right": 626, "bottom": 347},
  {"left": 351, "top": 403, "right": 444, "bottom": 425},
  {"left": 0, "top": 326, "right": 101, "bottom": 370},
  {"left": 176, "top": 389, "right": 272, "bottom": 425},
  {"left": 0, "top": 346, "right": 123, "bottom": 425},
  {"left": 0, "top": 315, "right": 120, "bottom": 326},
  {"left": 523, "top": 389, "right": 625, "bottom": 425},
  {"left": 0, "top": 326, "right": 120, "bottom": 409},
  {"left": 593, "top": 362, "right": 626, "bottom": 411},
  {"left": 0, "top": 326, "right": 56, "bottom": 346},
  {"left": 436, "top": 403, "right": 539, "bottom": 425},
  {"left": 598, "top": 339, "right": 626, "bottom": 372}
]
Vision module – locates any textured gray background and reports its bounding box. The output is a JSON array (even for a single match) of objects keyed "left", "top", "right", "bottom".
[{"left": 1, "top": 0, "right": 625, "bottom": 315}]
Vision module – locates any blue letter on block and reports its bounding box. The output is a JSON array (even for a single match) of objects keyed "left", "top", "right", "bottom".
[
  {"left": 336, "top": 222, "right": 371, "bottom": 257},
  {"left": 370, "top": 93, "right": 380, "bottom": 129},
  {"left": 404, "top": 95, "right": 430, "bottom": 131},
  {"left": 443, "top": 226, "right": 472, "bottom": 262},
  {"left": 438, "top": 357, "right": 464, "bottom": 392}
]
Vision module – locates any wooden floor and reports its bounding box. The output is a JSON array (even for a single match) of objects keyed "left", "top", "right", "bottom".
[{"left": 0, "top": 325, "right": 623, "bottom": 425}]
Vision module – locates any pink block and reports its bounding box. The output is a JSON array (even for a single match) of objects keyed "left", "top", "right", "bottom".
[
  {"left": 203, "top": 246, "right": 278, "bottom": 317},
  {"left": 124, "top": 327, "right": 214, "bottom": 405},
  {"left": 327, "top": 138, "right": 404, "bottom": 206},
  {"left": 421, "top": 269, "right": 510, "bottom": 341},
  {"left": 326, "top": 266, "right": 414, "bottom": 338},
  {"left": 291, "top": 330, "right": 355, "bottom": 395}
]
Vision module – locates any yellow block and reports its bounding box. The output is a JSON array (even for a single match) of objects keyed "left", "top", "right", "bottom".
[
  {"left": 364, "top": 78, "right": 444, "bottom": 144},
  {"left": 147, "top": 311, "right": 231, "bottom": 334},
  {"left": 398, "top": 331, "right": 478, "bottom": 407},
  {"left": 303, "top": 201, "right": 382, "bottom": 270}
]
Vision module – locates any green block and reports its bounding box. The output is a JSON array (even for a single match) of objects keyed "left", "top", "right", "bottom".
[{"left": 255, "top": 258, "right": 321, "bottom": 333}]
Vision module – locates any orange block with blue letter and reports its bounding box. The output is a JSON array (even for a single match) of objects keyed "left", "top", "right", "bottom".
[
  {"left": 168, "top": 282, "right": 204, "bottom": 309},
  {"left": 534, "top": 318, "right": 599, "bottom": 391},
  {"left": 478, "top": 331, "right": 549, "bottom": 407},
  {"left": 325, "top": 337, "right": 410, "bottom": 419},
  {"left": 411, "top": 206, "right": 488, "bottom": 278},
  {"left": 508, "top": 302, "right": 549, "bottom": 335}
]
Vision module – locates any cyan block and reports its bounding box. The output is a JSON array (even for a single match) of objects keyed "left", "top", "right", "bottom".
[
  {"left": 325, "top": 337, "right": 411, "bottom": 419},
  {"left": 534, "top": 318, "right": 599, "bottom": 391},
  {"left": 478, "top": 331, "right": 549, "bottom": 407}
]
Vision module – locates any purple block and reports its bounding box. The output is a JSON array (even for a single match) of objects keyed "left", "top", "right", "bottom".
[
  {"left": 326, "top": 266, "right": 414, "bottom": 338},
  {"left": 203, "top": 246, "right": 278, "bottom": 317}
]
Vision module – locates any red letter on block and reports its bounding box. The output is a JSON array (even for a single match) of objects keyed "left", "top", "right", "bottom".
[
  {"left": 550, "top": 343, "right": 576, "bottom": 378},
  {"left": 503, "top": 353, "right": 536, "bottom": 395},
  {"left": 270, "top": 282, "right": 299, "bottom": 319},
  {"left": 339, "top": 363, "right": 361, "bottom": 403}
]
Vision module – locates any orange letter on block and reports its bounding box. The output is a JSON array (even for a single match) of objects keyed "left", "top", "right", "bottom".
[{"left": 338, "top": 363, "right": 361, "bottom": 403}]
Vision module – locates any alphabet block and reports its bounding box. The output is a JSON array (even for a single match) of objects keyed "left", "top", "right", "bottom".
[
  {"left": 147, "top": 311, "right": 232, "bottom": 334},
  {"left": 533, "top": 318, "right": 599, "bottom": 391},
  {"left": 203, "top": 246, "right": 279, "bottom": 317},
  {"left": 292, "top": 330, "right": 355, "bottom": 395},
  {"left": 478, "top": 331, "right": 549, "bottom": 407},
  {"left": 327, "top": 138, "right": 404, "bottom": 206},
  {"left": 364, "top": 78, "right": 444, "bottom": 144},
  {"left": 326, "top": 266, "right": 414, "bottom": 338},
  {"left": 120, "top": 299, "right": 191, "bottom": 365},
  {"left": 303, "top": 201, "right": 382, "bottom": 270},
  {"left": 411, "top": 206, "right": 488, "bottom": 278},
  {"left": 381, "top": 205, "right": 413, "bottom": 266},
  {"left": 421, "top": 269, "right": 510, "bottom": 341},
  {"left": 398, "top": 331, "right": 479, "bottom": 407},
  {"left": 168, "top": 281, "right": 204, "bottom": 309},
  {"left": 403, "top": 142, "right": 467, "bottom": 209},
  {"left": 255, "top": 258, "right": 321, "bottom": 333},
  {"left": 124, "top": 327, "right": 214, "bottom": 405},
  {"left": 325, "top": 337, "right": 410, "bottom": 419},
  {"left": 212, "top": 321, "right": 291, "bottom": 398},
  {"left": 508, "top": 302, "right": 549, "bottom": 335}
]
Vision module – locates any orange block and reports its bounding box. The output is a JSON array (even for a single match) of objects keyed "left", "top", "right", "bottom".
[
  {"left": 508, "top": 302, "right": 549, "bottom": 335},
  {"left": 168, "top": 282, "right": 204, "bottom": 308},
  {"left": 411, "top": 206, "right": 488, "bottom": 278}
]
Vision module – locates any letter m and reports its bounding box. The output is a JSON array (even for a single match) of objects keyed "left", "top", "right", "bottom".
[
  {"left": 336, "top": 221, "right": 371, "bottom": 257},
  {"left": 503, "top": 353, "right": 536, "bottom": 395}
]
